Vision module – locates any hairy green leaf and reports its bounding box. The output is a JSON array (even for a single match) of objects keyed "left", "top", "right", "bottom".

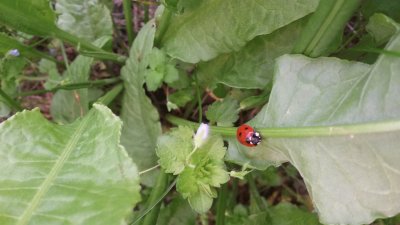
[
  {"left": 160, "top": 0, "right": 318, "bottom": 63},
  {"left": 205, "top": 97, "right": 239, "bottom": 126},
  {"left": 120, "top": 20, "right": 162, "bottom": 186},
  {"left": 197, "top": 18, "right": 307, "bottom": 89},
  {"left": 56, "top": 0, "right": 113, "bottom": 41},
  {"left": 156, "top": 126, "right": 194, "bottom": 175},
  {"left": 366, "top": 13, "right": 399, "bottom": 45},
  {"left": 0, "top": 104, "right": 140, "bottom": 225},
  {"left": 228, "top": 32, "right": 400, "bottom": 224}
]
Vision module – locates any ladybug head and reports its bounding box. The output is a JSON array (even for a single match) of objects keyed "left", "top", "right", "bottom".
[{"left": 246, "top": 131, "right": 261, "bottom": 146}]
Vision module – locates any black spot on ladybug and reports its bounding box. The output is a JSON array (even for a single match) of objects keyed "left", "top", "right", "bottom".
[
  {"left": 238, "top": 132, "right": 242, "bottom": 137},
  {"left": 244, "top": 127, "right": 249, "bottom": 130}
]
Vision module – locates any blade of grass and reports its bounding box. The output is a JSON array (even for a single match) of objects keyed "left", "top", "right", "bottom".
[{"left": 123, "top": 0, "right": 134, "bottom": 46}]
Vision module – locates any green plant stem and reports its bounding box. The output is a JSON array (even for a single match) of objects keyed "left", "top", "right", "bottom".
[
  {"left": 247, "top": 173, "right": 266, "bottom": 212},
  {"left": 349, "top": 47, "right": 400, "bottom": 58},
  {"left": 215, "top": 183, "right": 228, "bottom": 225},
  {"left": 60, "top": 42, "right": 71, "bottom": 76},
  {"left": 18, "top": 78, "right": 121, "bottom": 97},
  {"left": 154, "top": 8, "right": 172, "bottom": 46},
  {"left": 194, "top": 73, "right": 202, "bottom": 123},
  {"left": 96, "top": 83, "right": 124, "bottom": 105},
  {"left": 140, "top": 171, "right": 170, "bottom": 225},
  {"left": 123, "top": 0, "right": 134, "bottom": 46},
  {"left": 165, "top": 114, "right": 400, "bottom": 138},
  {"left": 131, "top": 176, "right": 177, "bottom": 225},
  {"left": 0, "top": 88, "right": 22, "bottom": 111}
]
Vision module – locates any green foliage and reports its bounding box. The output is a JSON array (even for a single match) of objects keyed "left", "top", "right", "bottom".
[
  {"left": 228, "top": 32, "right": 400, "bottom": 224},
  {"left": 0, "top": 33, "right": 53, "bottom": 60},
  {"left": 157, "top": 196, "right": 197, "bottom": 225},
  {"left": 0, "top": 104, "right": 140, "bottom": 225},
  {"left": 160, "top": 0, "right": 319, "bottom": 63},
  {"left": 144, "top": 48, "right": 179, "bottom": 91},
  {"left": 205, "top": 97, "right": 239, "bottom": 126},
  {"left": 366, "top": 13, "right": 399, "bottom": 45},
  {"left": 120, "top": 20, "right": 162, "bottom": 186},
  {"left": 56, "top": 0, "right": 113, "bottom": 41},
  {"left": 157, "top": 126, "right": 229, "bottom": 213}
]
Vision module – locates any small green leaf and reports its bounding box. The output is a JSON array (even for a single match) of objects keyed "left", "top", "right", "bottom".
[
  {"left": 205, "top": 97, "right": 239, "bottom": 126},
  {"left": 168, "top": 88, "right": 194, "bottom": 107},
  {"left": 366, "top": 13, "right": 399, "bottom": 45},
  {"left": 164, "top": 64, "right": 179, "bottom": 84},
  {"left": 39, "top": 59, "right": 62, "bottom": 90},
  {"left": 267, "top": 203, "right": 321, "bottom": 225},
  {"left": 148, "top": 48, "right": 167, "bottom": 69},
  {"left": 0, "top": 104, "right": 141, "bottom": 225},
  {"left": 156, "top": 126, "right": 194, "bottom": 175},
  {"left": 145, "top": 70, "right": 164, "bottom": 91},
  {"left": 56, "top": 0, "right": 113, "bottom": 41},
  {"left": 0, "top": 33, "right": 53, "bottom": 60}
]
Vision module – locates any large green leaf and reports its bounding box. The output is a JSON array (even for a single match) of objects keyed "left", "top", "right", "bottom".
[
  {"left": 197, "top": 18, "right": 307, "bottom": 89},
  {"left": 227, "top": 32, "right": 400, "bottom": 224},
  {"left": 0, "top": 0, "right": 122, "bottom": 62},
  {"left": 50, "top": 38, "right": 109, "bottom": 124},
  {"left": 159, "top": 0, "right": 318, "bottom": 63},
  {"left": 0, "top": 104, "right": 140, "bottom": 225},
  {"left": 120, "top": 20, "right": 162, "bottom": 186},
  {"left": 56, "top": 0, "right": 113, "bottom": 42}
]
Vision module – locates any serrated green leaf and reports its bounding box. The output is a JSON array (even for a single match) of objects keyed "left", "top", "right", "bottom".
[
  {"left": 164, "top": 64, "right": 179, "bottom": 84},
  {"left": 228, "top": 32, "right": 400, "bottom": 224},
  {"left": 56, "top": 0, "right": 113, "bottom": 42},
  {"left": 197, "top": 17, "right": 307, "bottom": 89},
  {"left": 176, "top": 136, "right": 229, "bottom": 213},
  {"left": 0, "top": 104, "right": 140, "bottom": 225},
  {"left": 168, "top": 89, "right": 194, "bottom": 107},
  {"left": 205, "top": 97, "right": 239, "bottom": 126},
  {"left": 145, "top": 70, "right": 164, "bottom": 91},
  {"left": 160, "top": 0, "right": 318, "bottom": 63},
  {"left": 156, "top": 126, "right": 194, "bottom": 175},
  {"left": 120, "top": 20, "right": 162, "bottom": 186}
]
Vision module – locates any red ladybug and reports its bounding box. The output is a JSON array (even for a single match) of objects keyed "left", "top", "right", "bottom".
[{"left": 236, "top": 124, "right": 261, "bottom": 147}]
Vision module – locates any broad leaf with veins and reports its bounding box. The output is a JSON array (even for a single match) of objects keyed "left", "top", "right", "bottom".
[
  {"left": 0, "top": 104, "right": 140, "bottom": 225},
  {"left": 160, "top": 0, "right": 318, "bottom": 63},
  {"left": 227, "top": 32, "right": 400, "bottom": 224}
]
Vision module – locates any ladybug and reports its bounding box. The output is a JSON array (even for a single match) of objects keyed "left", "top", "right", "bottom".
[{"left": 236, "top": 124, "right": 262, "bottom": 147}]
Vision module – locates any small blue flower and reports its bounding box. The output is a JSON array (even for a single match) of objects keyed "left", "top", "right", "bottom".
[{"left": 7, "top": 49, "right": 20, "bottom": 57}]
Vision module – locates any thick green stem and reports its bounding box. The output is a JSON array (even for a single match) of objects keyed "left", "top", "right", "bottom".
[
  {"left": 293, "top": 0, "right": 361, "bottom": 57},
  {"left": 215, "top": 183, "right": 228, "bottom": 225},
  {"left": 131, "top": 177, "right": 177, "bottom": 225},
  {"left": 96, "top": 83, "right": 124, "bottom": 105},
  {"left": 194, "top": 73, "right": 203, "bottom": 123},
  {"left": 18, "top": 78, "right": 121, "bottom": 97},
  {"left": 123, "top": 0, "right": 134, "bottom": 46},
  {"left": 154, "top": 8, "right": 172, "bottom": 46},
  {"left": 140, "top": 171, "right": 170, "bottom": 225},
  {"left": 247, "top": 173, "right": 266, "bottom": 212},
  {"left": 166, "top": 114, "right": 400, "bottom": 138},
  {"left": 0, "top": 88, "right": 22, "bottom": 111}
]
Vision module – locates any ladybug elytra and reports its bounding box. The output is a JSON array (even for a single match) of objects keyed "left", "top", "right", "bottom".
[{"left": 236, "top": 124, "right": 261, "bottom": 147}]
